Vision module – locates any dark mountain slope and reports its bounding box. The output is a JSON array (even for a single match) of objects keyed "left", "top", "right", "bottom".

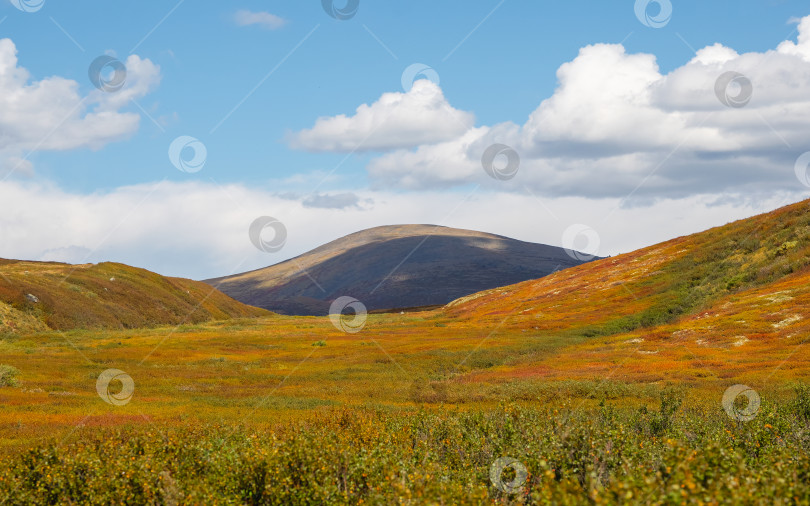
[{"left": 207, "top": 225, "right": 596, "bottom": 315}]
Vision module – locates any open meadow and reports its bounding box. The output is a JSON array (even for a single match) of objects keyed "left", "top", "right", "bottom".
[{"left": 0, "top": 307, "right": 809, "bottom": 504}]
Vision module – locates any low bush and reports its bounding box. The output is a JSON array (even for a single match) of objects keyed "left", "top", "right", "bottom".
[
  {"left": 0, "top": 364, "right": 19, "bottom": 387},
  {"left": 2, "top": 388, "right": 809, "bottom": 504}
]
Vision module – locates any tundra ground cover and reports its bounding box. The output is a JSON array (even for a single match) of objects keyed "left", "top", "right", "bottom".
[
  {"left": 0, "top": 310, "right": 808, "bottom": 504},
  {"left": 3, "top": 202, "right": 810, "bottom": 503}
]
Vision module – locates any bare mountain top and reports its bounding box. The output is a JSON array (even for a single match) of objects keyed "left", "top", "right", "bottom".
[{"left": 206, "top": 225, "right": 596, "bottom": 315}]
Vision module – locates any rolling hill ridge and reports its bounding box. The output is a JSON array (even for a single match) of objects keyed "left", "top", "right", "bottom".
[{"left": 0, "top": 259, "right": 269, "bottom": 333}]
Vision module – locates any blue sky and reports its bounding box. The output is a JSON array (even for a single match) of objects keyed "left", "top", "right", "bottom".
[
  {"left": 2, "top": 0, "right": 803, "bottom": 191},
  {"left": 1, "top": 1, "right": 810, "bottom": 279}
]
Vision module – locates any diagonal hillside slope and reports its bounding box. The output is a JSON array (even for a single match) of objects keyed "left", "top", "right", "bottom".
[
  {"left": 0, "top": 259, "right": 270, "bottom": 333},
  {"left": 479, "top": 265, "right": 810, "bottom": 384},
  {"left": 448, "top": 199, "right": 810, "bottom": 330},
  {"left": 207, "top": 225, "right": 595, "bottom": 316},
  {"left": 444, "top": 198, "right": 810, "bottom": 383}
]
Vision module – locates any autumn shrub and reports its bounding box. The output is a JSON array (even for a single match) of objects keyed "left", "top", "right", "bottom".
[
  {"left": 794, "top": 383, "right": 810, "bottom": 422},
  {"left": 2, "top": 393, "right": 810, "bottom": 505},
  {"left": 0, "top": 364, "right": 19, "bottom": 387}
]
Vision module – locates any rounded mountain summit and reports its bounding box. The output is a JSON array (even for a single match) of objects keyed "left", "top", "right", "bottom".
[{"left": 205, "top": 225, "right": 598, "bottom": 316}]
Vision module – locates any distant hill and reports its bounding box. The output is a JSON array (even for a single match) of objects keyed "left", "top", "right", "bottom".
[
  {"left": 205, "top": 225, "right": 596, "bottom": 315},
  {"left": 0, "top": 260, "right": 269, "bottom": 333}
]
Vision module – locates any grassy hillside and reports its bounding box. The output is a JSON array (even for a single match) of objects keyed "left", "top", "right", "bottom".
[
  {"left": 207, "top": 224, "right": 594, "bottom": 315},
  {"left": 439, "top": 199, "right": 810, "bottom": 385},
  {"left": 448, "top": 198, "right": 810, "bottom": 334},
  {"left": 0, "top": 260, "right": 269, "bottom": 333}
]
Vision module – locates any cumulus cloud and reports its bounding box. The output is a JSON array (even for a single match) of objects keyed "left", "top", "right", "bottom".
[
  {"left": 288, "top": 80, "right": 475, "bottom": 152},
  {"left": 234, "top": 10, "right": 287, "bottom": 30},
  {"left": 0, "top": 179, "right": 797, "bottom": 280},
  {"left": 0, "top": 39, "right": 160, "bottom": 174},
  {"left": 310, "top": 16, "right": 810, "bottom": 199}
]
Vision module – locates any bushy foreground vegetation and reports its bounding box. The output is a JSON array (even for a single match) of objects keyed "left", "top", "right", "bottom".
[{"left": 2, "top": 387, "right": 809, "bottom": 505}]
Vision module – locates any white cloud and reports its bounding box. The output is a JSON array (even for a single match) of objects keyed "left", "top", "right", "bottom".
[
  {"left": 288, "top": 80, "right": 475, "bottom": 152},
  {"left": 39, "top": 245, "right": 93, "bottom": 264},
  {"left": 0, "top": 155, "right": 33, "bottom": 176},
  {"left": 302, "top": 192, "right": 365, "bottom": 209},
  {"left": 778, "top": 15, "right": 810, "bottom": 58},
  {"left": 91, "top": 54, "right": 162, "bottom": 113},
  {"left": 0, "top": 179, "right": 798, "bottom": 281},
  {"left": 234, "top": 10, "right": 287, "bottom": 30},
  {"left": 304, "top": 16, "right": 810, "bottom": 199},
  {"left": 0, "top": 39, "right": 160, "bottom": 173},
  {"left": 368, "top": 125, "right": 516, "bottom": 189}
]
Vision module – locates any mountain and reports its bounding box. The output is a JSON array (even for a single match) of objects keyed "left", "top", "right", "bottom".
[
  {"left": 0, "top": 259, "right": 270, "bottom": 334},
  {"left": 206, "top": 225, "right": 596, "bottom": 316}
]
